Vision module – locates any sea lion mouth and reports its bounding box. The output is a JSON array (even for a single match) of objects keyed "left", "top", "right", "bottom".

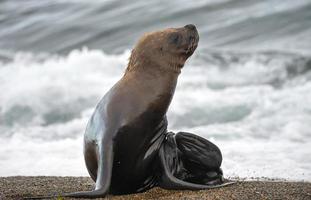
[{"left": 185, "top": 36, "right": 198, "bottom": 55}]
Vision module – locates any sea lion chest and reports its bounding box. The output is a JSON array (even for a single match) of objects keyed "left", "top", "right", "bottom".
[
  {"left": 110, "top": 93, "right": 171, "bottom": 191},
  {"left": 108, "top": 80, "right": 175, "bottom": 194}
]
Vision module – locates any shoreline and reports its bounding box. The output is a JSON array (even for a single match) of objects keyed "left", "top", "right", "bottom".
[{"left": 1, "top": 176, "right": 310, "bottom": 200}]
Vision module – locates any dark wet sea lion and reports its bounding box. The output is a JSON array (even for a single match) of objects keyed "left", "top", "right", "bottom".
[{"left": 27, "top": 24, "right": 233, "bottom": 199}]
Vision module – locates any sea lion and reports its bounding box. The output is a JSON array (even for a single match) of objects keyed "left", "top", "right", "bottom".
[{"left": 28, "top": 24, "right": 233, "bottom": 199}]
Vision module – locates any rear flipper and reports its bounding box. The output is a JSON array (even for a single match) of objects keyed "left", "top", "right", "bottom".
[{"left": 158, "top": 132, "right": 234, "bottom": 190}]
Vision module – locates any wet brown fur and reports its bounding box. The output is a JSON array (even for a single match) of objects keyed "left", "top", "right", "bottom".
[{"left": 125, "top": 28, "right": 197, "bottom": 75}]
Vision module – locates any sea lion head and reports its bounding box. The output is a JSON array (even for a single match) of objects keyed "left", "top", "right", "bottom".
[{"left": 127, "top": 24, "right": 199, "bottom": 73}]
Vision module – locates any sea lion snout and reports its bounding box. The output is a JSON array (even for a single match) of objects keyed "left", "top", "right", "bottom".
[
  {"left": 184, "top": 24, "right": 199, "bottom": 39},
  {"left": 182, "top": 24, "right": 199, "bottom": 56},
  {"left": 184, "top": 24, "right": 196, "bottom": 31}
]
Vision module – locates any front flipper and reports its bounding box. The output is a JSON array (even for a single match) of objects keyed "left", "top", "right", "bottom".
[
  {"left": 24, "top": 142, "right": 113, "bottom": 199},
  {"left": 158, "top": 132, "right": 234, "bottom": 190},
  {"left": 62, "top": 142, "right": 113, "bottom": 198}
]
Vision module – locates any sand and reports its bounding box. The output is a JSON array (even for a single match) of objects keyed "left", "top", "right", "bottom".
[{"left": 0, "top": 176, "right": 310, "bottom": 200}]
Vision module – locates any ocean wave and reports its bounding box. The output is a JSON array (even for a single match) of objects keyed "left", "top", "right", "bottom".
[
  {"left": 0, "top": 48, "right": 128, "bottom": 128},
  {"left": 0, "top": 48, "right": 310, "bottom": 180},
  {"left": 1, "top": 48, "right": 310, "bottom": 128}
]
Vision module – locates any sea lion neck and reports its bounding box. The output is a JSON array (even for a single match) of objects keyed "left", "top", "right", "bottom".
[
  {"left": 122, "top": 67, "right": 179, "bottom": 90},
  {"left": 121, "top": 63, "right": 179, "bottom": 104},
  {"left": 124, "top": 65, "right": 181, "bottom": 78},
  {"left": 124, "top": 54, "right": 181, "bottom": 80},
  {"left": 125, "top": 47, "right": 185, "bottom": 74}
]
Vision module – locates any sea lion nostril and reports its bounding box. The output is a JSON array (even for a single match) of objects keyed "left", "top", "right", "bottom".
[{"left": 184, "top": 24, "right": 196, "bottom": 30}]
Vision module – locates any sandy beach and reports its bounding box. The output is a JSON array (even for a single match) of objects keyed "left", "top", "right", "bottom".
[{"left": 0, "top": 176, "right": 310, "bottom": 200}]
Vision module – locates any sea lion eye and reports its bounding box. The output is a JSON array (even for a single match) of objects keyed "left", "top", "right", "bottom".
[{"left": 169, "top": 33, "right": 181, "bottom": 45}]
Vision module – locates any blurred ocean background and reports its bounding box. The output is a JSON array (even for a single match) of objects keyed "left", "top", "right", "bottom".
[{"left": 0, "top": 0, "right": 311, "bottom": 181}]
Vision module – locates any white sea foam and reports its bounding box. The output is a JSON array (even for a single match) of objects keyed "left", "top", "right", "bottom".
[{"left": 0, "top": 48, "right": 310, "bottom": 181}]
